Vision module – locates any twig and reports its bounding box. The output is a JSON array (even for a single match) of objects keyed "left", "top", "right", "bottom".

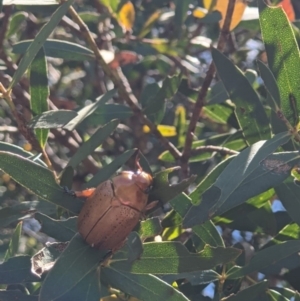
[
  {"left": 0, "top": 82, "right": 57, "bottom": 179},
  {"left": 181, "top": 0, "right": 237, "bottom": 176},
  {"left": 67, "top": 6, "right": 182, "bottom": 161},
  {"left": 0, "top": 6, "right": 12, "bottom": 47},
  {"left": 191, "top": 145, "right": 239, "bottom": 157}
]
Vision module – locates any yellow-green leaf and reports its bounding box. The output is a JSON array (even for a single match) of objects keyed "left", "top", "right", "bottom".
[
  {"left": 118, "top": 1, "right": 135, "bottom": 31},
  {"left": 143, "top": 125, "right": 177, "bottom": 137},
  {"left": 204, "top": 0, "right": 247, "bottom": 30}
]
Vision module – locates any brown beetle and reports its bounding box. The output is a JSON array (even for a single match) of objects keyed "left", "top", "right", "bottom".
[{"left": 71, "top": 154, "right": 157, "bottom": 252}]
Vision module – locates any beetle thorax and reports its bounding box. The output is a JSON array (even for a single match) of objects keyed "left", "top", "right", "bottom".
[{"left": 112, "top": 171, "right": 152, "bottom": 211}]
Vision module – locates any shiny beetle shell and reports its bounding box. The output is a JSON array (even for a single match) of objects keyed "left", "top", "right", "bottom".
[{"left": 77, "top": 168, "right": 153, "bottom": 251}]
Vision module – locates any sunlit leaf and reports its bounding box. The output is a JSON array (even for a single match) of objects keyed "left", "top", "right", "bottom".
[
  {"left": 143, "top": 125, "right": 177, "bottom": 137},
  {"left": 118, "top": 1, "right": 135, "bottom": 31},
  {"left": 204, "top": 0, "right": 247, "bottom": 30}
]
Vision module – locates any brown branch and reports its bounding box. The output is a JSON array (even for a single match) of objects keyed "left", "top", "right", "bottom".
[
  {"left": 181, "top": 0, "right": 237, "bottom": 177},
  {"left": 191, "top": 145, "right": 239, "bottom": 157},
  {"left": 67, "top": 6, "right": 181, "bottom": 161},
  {"left": 0, "top": 6, "right": 12, "bottom": 47}
]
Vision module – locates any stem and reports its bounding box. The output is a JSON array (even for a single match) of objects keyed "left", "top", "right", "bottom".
[
  {"left": 0, "top": 83, "right": 58, "bottom": 180},
  {"left": 68, "top": 6, "right": 181, "bottom": 161},
  {"left": 181, "top": 0, "right": 237, "bottom": 176},
  {"left": 191, "top": 145, "right": 239, "bottom": 157}
]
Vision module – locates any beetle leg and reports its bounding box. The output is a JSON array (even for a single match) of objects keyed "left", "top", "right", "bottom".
[
  {"left": 63, "top": 186, "right": 76, "bottom": 197},
  {"left": 73, "top": 188, "right": 96, "bottom": 198},
  {"left": 145, "top": 200, "right": 159, "bottom": 212}
]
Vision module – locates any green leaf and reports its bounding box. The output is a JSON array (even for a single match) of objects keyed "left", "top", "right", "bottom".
[
  {"left": 149, "top": 167, "right": 195, "bottom": 204},
  {"left": 162, "top": 269, "right": 220, "bottom": 285},
  {"left": 0, "top": 141, "right": 45, "bottom": 166},
  {"left": 6, "top": 12, "right": 28, "bottom": 38},
  {"left": 101, "top": 267, "right": 190, "bottom": 301},
  {"left": 216, "top": 200, "right": 276, "bottom": 235},
  {"left": 193, "top": 220, "right": 224, "bottom": 248},
  {"left": 183, "top": 132, "right": 296, "bottom": 228},
  {"left": 82, "top": 104, "right": 133, "bottom": 128},
  {"left": 0, "top": 291, "right": 38, "bottom": 301},
  {"left": 259, "top": 2, "right": 300, "bottom": 127},
  {"left": 35, "top": 213, "right": 77, "bottom": 242},
  {"left": 40, "top": 233, "right": 108, "bottom": 301},
  {"left": 138, "top": 217, "right": 162, "bottom": 240},
  {"left": 174, "top": 0, "right": 189, "bottom": 38},
  {"left": 29, "top": 110, "right": 78, "bottom": 129},
  {"left": 67, "top": 119, "right": 119, "bottom": 169},
  {"left": 212, "top": 48, "right": 271, "bottom": 144},
  {"left": 223, "top": 281, "right": 268, "bottom": 301},
  {"left": 143, "top": 74, "right": 182, "bottom": 124},
  {"left": 110, "top": 242, "right": 241, "bottom": 274},
  {"left": 228, "top": 240, "right": 300, "bottom": 279},
  {"left": 84, "top": 149, "right": 137, "bottom": 188},
  {"left": 9, "top": 0, "right": 74, "bottom": 89},
  {"left": 64, "top": 89, "right": 117, "bottom": 131},
  {"left": 138, "top": 10, "right": 161, "bottom": 38},
  {"left": 0, "top": 201, "right": 56, "bottom": 228},
  {"left": 165, "top": 157, "right": 234, "bottom": 228},
  {"left": 99, "top": 0, "right": 119, "bottom": 13},
  {"left": 257, "top": 60, "right": 280, "bottom": 109},
  {"left": 203, "top": 103, "right": 234, "bottom": 125},
  {"left": 54, "top": 269, "right": 105, "bottom": 301},
  {"left": 0, "top": 255, "right": 40, "bottom": 284},
  {"left": 4, "top": 221, "right": 22, "bottom": 261},
  {"left": 275, "top": 177, "right": 300, "bottom": 226},
  {"left": 3, "top": 0, "right": 58, "bottom": 3},
  {"left": 59, "top": 165, "right": 74, "bottom": 189},
  {"left": 0, "top": 151, "right": 83, "bottom": 214},
  {"left": 13, "top": 39, "right": 95, "bottom": 61},
  {"left": 30, "top": 47, "right": 49, "bottom": 148}
]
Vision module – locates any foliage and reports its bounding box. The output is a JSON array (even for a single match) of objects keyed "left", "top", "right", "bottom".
[{"left": 0, "top": 0, "right": 300, "bottom": 300}]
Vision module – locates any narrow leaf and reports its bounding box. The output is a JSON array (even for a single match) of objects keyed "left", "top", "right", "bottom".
[
  {"left": 102, "top": 267, "right": 190, "bottom": 301},
  {"left": 228, "top": 240, "right": 300, "bottom": 278},
  {"left": 110, "top": 242, "right": 241, "bottom": 274},
  {"left": 118, "top": 1, "right": 135, "bottom": 31},
  {"left": 0, "top": 291, "right": 38, "bottom": 301},
  {"left": 67, "top": 119, "right": 119, "bottom": 169},
  {"left": 30, "top": 47, "right": 49, "bottom": 148},
  {"left": 40, "top": 233, "right": 108, "bottom": 301},
  {"left": 149, "top": 167, "right": 195, "bottom": 204},
  {"left": 3, "top": 0, "right": 58, "bottom": 3},
  {"left": 84, "top": 149, "right": 136, "bottom": 188},
  {"left": 64, "top": 89, "right": 117, "bottom": 131},
  {"left": 223, "top": 281, "right": 268, "bottom": 301},
  {"left": 9, "top": 0, "right": 74, "bottom": 89},
  {"left": 212, "top": 48, "right": 271, "bottom": 144},
  {"left": 4, "top": 221, "right": 22, "bottom": 261},
  {"left": 0, "top": 256, "right": 40, "bottom": 284},
  {"left": 193, "top": 220, "right": 224, "bottom": 248},
  {"left": 275, "top": 177, "right": 300, "bottom": 226},
  {"left": 183, "top": 132, "right": 295, "bottom": 227},
  {"left": 13, "top": 39, "right": 95, "bottom": 61},
  {"left": 29, "top": 110, "right": 77, "bottom": 129},
  {"left": 0, "top": 151, "right": 83, "bottom": 213},
  {"left": 259, "top": 1, "right": 300, "bottom": 127},
  {"left": 35, "top": 213, "right": 77, "bottom": 242}
]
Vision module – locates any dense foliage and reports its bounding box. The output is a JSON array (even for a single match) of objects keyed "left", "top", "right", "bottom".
[{"left": 1, "top": 0, "right": 300, "bottom": 300}]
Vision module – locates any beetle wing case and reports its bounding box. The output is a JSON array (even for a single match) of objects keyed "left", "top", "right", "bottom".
[{"left": 77, "top": 175, "right": 149, "bottom": 251}]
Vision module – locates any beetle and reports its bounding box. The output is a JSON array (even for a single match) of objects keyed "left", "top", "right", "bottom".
[{"left": 67, "top": 152, "right": 158, "bottom": 252}]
